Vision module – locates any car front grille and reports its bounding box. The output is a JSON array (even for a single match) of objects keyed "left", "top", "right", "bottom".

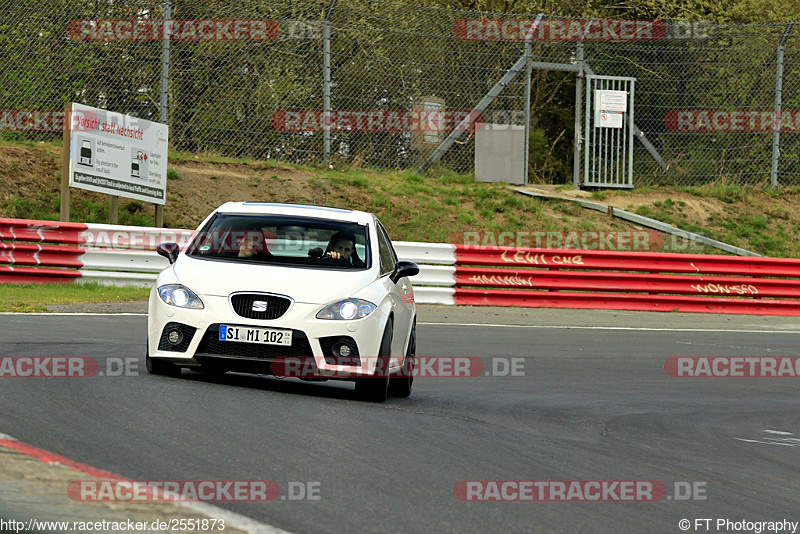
[
  {"left": 195, "top": 324, "right": 312, "bottom": 360},
  {"left": 230, "top": 293, "right": 292, "bottom": 320}
]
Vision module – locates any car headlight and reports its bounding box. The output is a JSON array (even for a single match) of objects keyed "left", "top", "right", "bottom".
[
  {"left": 157, "top": 284, "right": 204, "bottom": 309},
  {"left": 316, "top": 299, "right": 376, "bottom": 320}
]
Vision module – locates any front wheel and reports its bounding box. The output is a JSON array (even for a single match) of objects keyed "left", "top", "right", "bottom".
[
  {"left": 355, "top": 320, "right": 392, "bottom": 403},
  {"left": 145, "top": 343, "right": 182, "bottom": 378},
  {"left": 388, "top": 322, "right": 415, "bottom": 398}
]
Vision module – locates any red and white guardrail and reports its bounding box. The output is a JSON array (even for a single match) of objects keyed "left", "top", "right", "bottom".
[
  {"left": 0, "top": 218, "right": 457, "bottom": 304},
  {"left": 451, "top": 246, "right": 800, "bottom": 315},
  {"left": 4, "top": 217, "right": 800, "bottom": 315}
]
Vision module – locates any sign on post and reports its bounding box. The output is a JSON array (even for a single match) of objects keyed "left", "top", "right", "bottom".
[
  {"left": 69, "top": 103, "right": 168, "bottom": 205},
  {"left": 598, "top": 111, "right": 623, "bottom": 128},
  {"left": 594, "top": 89, "right": 627, "bottom": 129}
]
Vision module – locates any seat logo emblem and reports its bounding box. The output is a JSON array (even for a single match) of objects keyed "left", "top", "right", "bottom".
[{"left": 252, "top": 301, "right": 268, "bottom": 312}]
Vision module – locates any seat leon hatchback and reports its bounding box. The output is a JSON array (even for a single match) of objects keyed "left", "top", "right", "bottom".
[{"left": 147, "top": 202, "right": 419, "bottom": 402}]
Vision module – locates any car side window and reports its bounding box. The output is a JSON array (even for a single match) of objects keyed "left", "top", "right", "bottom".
[{"left": 376, "top": 223, "right": 397, "bottom": 276}]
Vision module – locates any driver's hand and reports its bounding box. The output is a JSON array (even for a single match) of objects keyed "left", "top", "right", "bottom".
[{"left": 238, "top": 241, "right": 256, "bottom": 258}]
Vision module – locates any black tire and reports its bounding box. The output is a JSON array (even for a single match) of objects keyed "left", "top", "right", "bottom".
[
  {"left": 388, "top": 322, "right": 415, "bottom": 398},
  {"left": 355, "top": 320, "right": 392, "bottom": 403},
  {"left": 145, "top": 344, "right": 182, "bottom": 378}
]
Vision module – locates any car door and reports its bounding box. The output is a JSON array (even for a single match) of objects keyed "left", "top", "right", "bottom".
[{"left": 376, "top": 220, "right": 414, "bottom": 359}]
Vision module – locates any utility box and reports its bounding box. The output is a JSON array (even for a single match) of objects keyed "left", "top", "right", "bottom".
[{"left": 474, "top": 123, "right": 526, "bottom": 184}]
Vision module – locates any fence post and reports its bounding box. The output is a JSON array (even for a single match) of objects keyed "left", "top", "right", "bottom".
[
  {"left": 524, "top": 36, "right": 533, "bottom": 185},
  {"left": 155, "top": 0, "right": 172, "bottom": 228},
  {"left": 572, "top": 42, "right": 584, "bottom": 190},
  {"left": 323, "top": 0, "right": 338, "bottom": 165},
  {"left": 771, "top": 22, "right": 794, "bottom": 189}
]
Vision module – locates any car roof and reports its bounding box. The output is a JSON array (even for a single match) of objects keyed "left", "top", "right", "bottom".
[{"left": 213, "top": 202, "right": 375, "bottom": 225}]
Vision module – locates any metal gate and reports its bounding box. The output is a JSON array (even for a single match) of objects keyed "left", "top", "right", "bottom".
[{"left": 584, "top": 75, "right": 636, "bottom": 188}]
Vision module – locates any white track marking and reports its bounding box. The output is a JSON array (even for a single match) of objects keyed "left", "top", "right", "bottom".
[{"left": 418, "top": 322, "right": 800, "bottom": 334}]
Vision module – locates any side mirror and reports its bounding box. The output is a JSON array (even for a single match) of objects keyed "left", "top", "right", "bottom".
[
  {"left": 156, "top": 242, "right": 180, "bottom": 264},
  {"left": 390, "top": 260, "right": 419, "bottom": 284}
]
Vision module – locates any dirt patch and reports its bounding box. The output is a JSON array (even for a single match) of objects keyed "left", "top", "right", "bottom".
[
  {"left": 0, "top": 144, "right": 60, "bottom": 206},
  {"left": 519, "top": 183, "right": 800, "bottom": 256},
  {"left": 165, "top": 160, "right": 317, "bottom": 225}
]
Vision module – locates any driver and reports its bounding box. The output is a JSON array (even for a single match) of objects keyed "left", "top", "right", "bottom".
[
  {"left": 326, "top": 232, "right": 355, "bottom": 262},
  {"left": 310, "top": 231, "right": 364, "bottom": 267},
  {"left": 236, "top": 228, "right": 271, "bottom": 259}
]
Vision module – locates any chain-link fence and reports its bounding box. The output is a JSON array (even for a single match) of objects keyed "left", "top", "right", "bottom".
[
  {"left": 1, "top": 0, "right": 798, "bottom": 187},
  {"left": 581, "top": 22, "right": 800, "bottom": 187}
]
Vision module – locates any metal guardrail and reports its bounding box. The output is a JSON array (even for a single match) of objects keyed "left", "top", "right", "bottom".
[
  {"left": 452, "top": 245, "right": 800, "bottom": 315},
  {"left": 4, "top": 218, "right": 800, "bottom": 315},
  {"left": 0, "top": 219, "right": 456, "bottom": 305},
  {"left": 0, "top": 218, "right": 87, "bottom": 283}
]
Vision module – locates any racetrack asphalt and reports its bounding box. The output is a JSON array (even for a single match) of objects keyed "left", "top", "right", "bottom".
[{"left": 2, "top": 304, "right": 800, "bottom": 533}]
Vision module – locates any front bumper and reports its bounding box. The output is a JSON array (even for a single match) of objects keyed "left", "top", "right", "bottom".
[{"left": 148, "top": 291, "right": 396, "bottom": 378}]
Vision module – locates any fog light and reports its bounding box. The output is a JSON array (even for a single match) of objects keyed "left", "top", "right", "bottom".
[
  {"left": 331, "top": 342, "right": 352, "bottom": 357},
  {"left": 168, "top": 330, "right": 183, "bottom": 345}
]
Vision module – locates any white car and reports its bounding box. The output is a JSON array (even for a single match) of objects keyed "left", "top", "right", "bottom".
[{"left": 147, "top": 202, "right": 419, "bottom": 402}]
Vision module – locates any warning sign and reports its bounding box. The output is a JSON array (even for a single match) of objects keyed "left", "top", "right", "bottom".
[
  {"left": 598, "top": 112, "right": 624, "bottom": 128},
  {"left": 594, "top": 90, "right": 628, "bottom": 129},
  {"left": 68, "top": 103, "right": 168, "bottom": 204}
]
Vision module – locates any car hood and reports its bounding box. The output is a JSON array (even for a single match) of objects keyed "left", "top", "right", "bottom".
[{"left": 172, "top": 255, "right": 376, "bottom": 304}]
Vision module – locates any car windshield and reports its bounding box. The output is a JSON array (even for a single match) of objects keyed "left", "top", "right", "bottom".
[{"left": 185, "top": 214, "right": 370, "bottom": 270}]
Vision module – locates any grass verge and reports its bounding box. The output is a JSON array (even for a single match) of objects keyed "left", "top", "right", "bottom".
[{"left": 0, "top": 282, "right": 149, "bottom": 312}]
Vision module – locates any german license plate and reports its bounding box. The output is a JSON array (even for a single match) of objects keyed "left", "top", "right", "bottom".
[{"left": 218, "top": 325, "right": 292, "bottom": 346}]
